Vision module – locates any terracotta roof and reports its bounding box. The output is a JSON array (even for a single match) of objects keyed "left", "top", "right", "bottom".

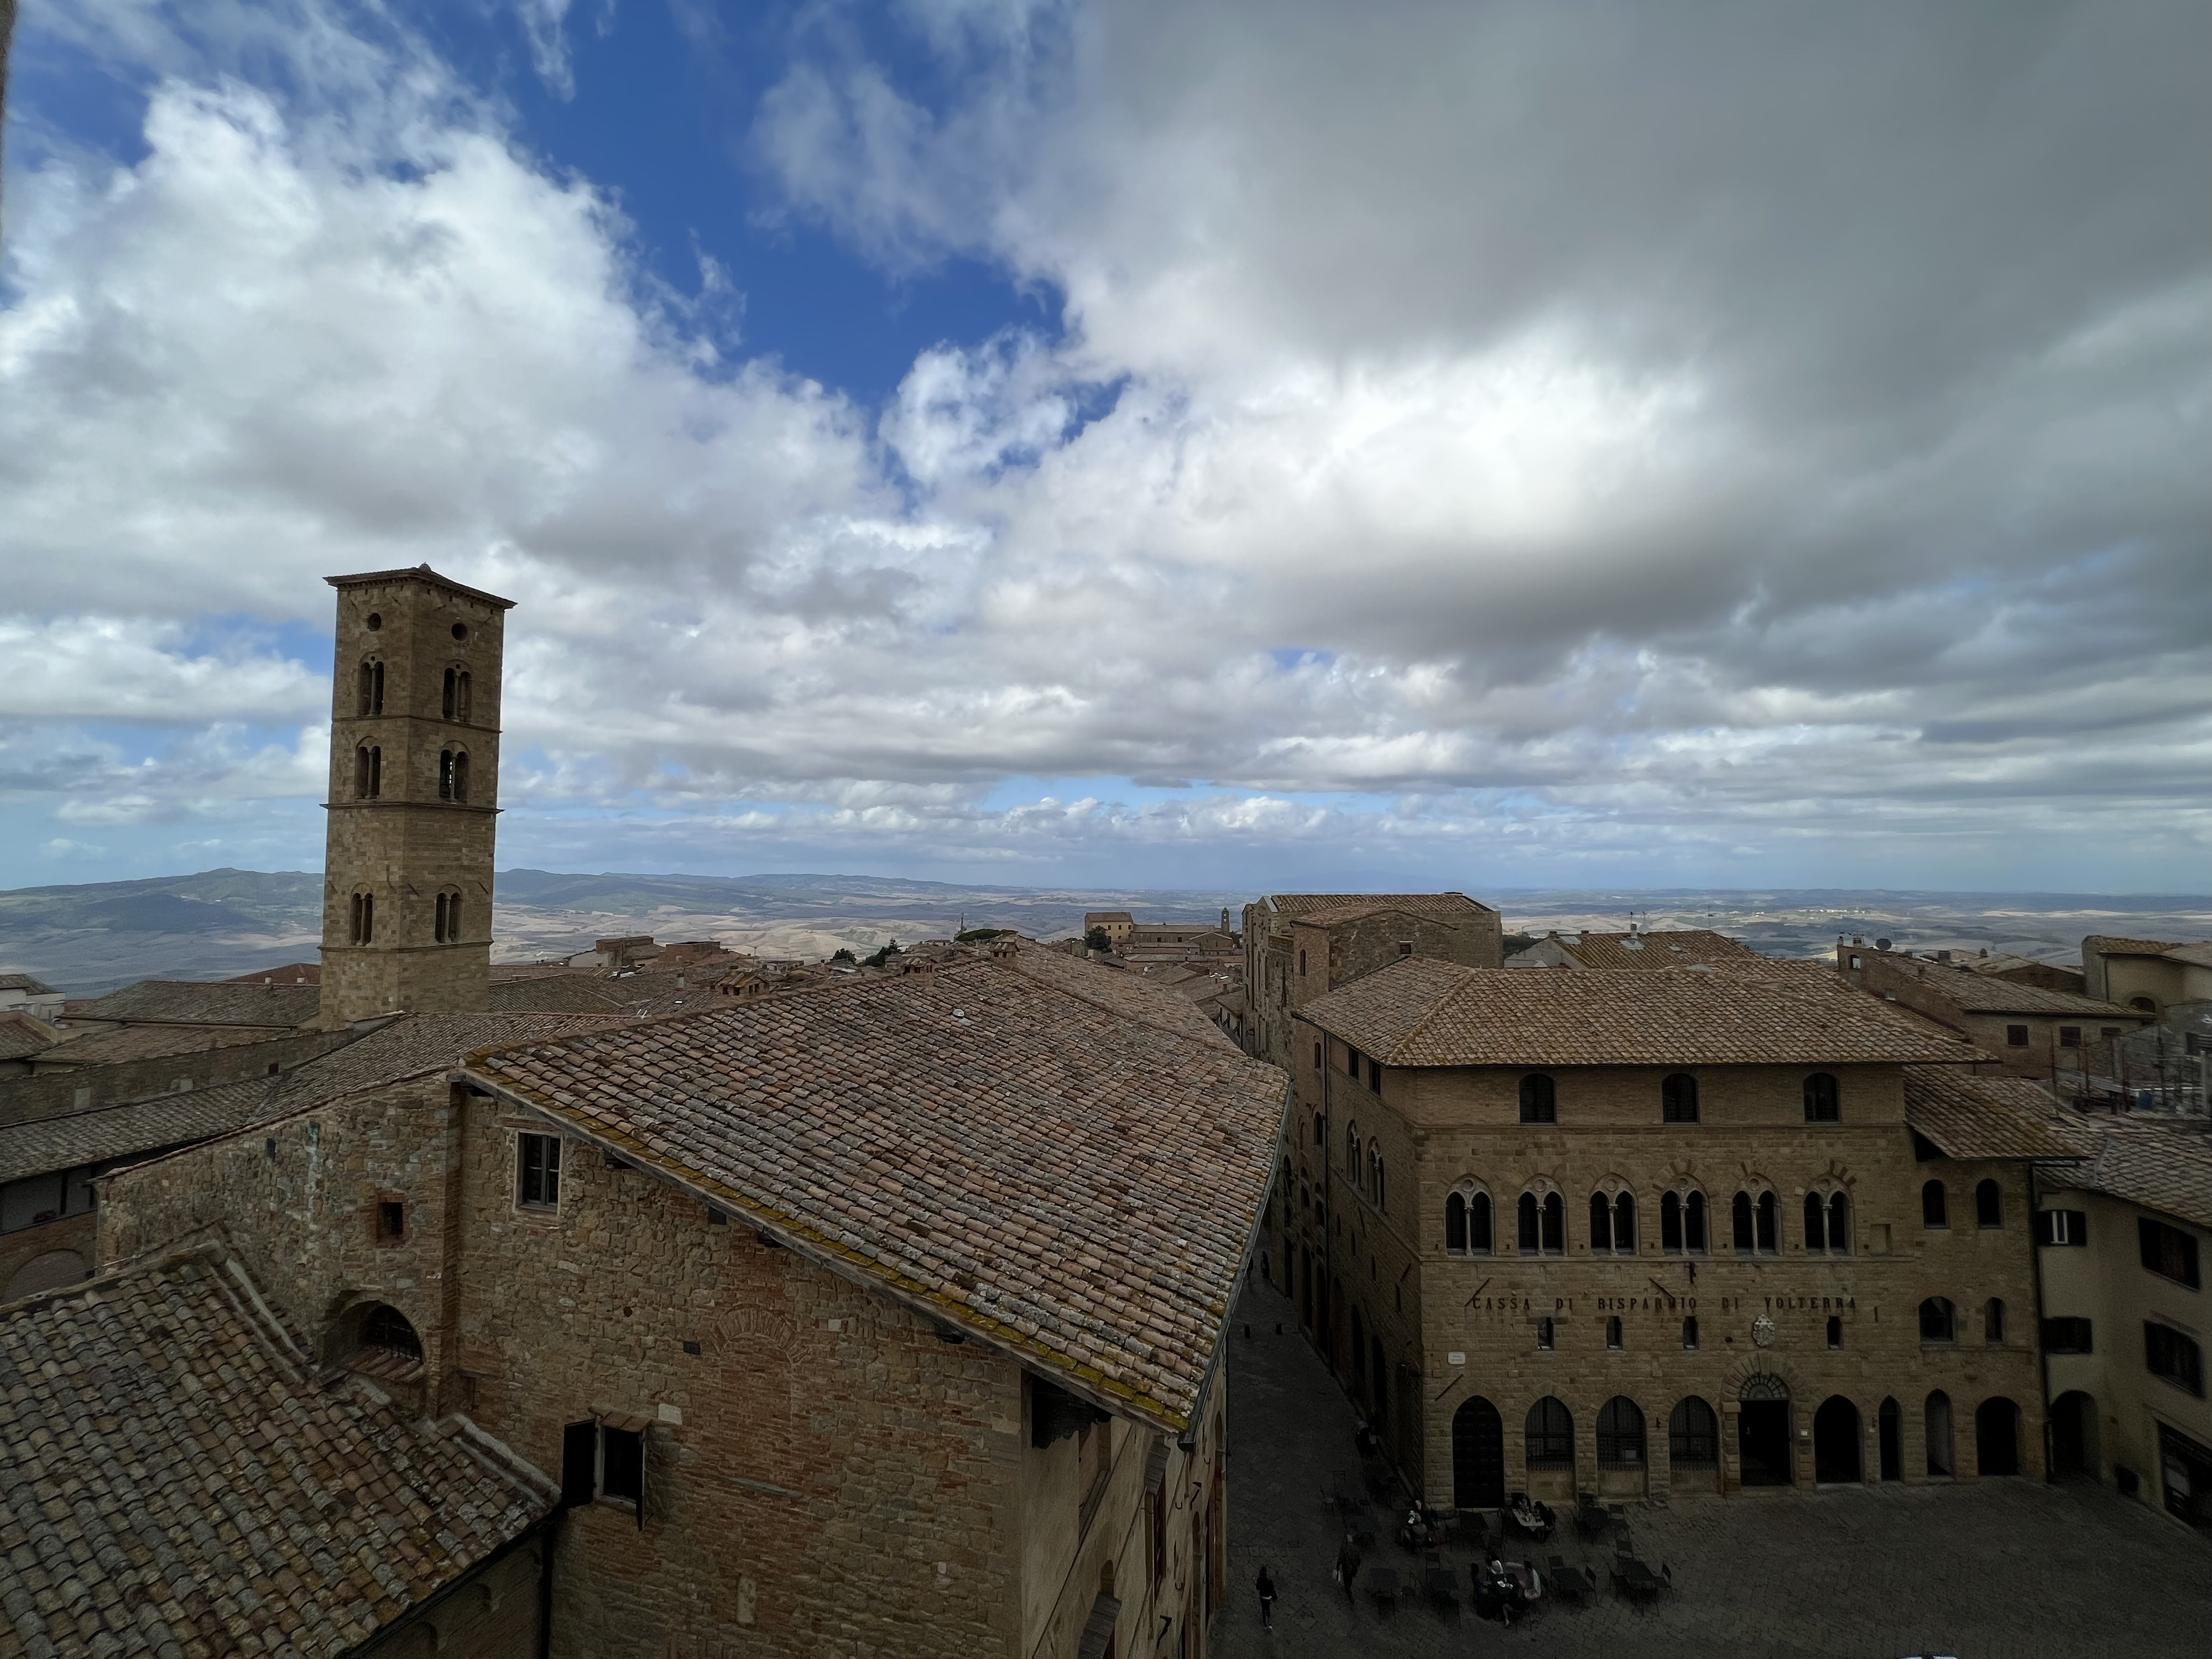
[
  {"left": 1550, "top": 930, "right": 1766, "bottom": 971},
  {"left": 2162, "top": 942, "right": 2212, "bottom": 969},
  {"left": 2044, "top": 1117, "right": 2212, "bottom": 1231},
  {"left": 0, "top": 1245, "right": 553, "bottom": 1657},
  {"left": 1265, "top": 892, "right": 1495, "bottom": 922},
  {"left": 20, "top": 1021, "right": 298, "bottom": 1069},
  {"left": 2084, "top": 936, "right": 2186, "bottom": 958},
  {"left": 217, "top": 961, "right": 320, "bottom": 985},
  {"left": 326, "top": 562, "right": 515, "bottom": 608},
  {"left": 0, "top": 975, "right": 59, "bottom": 995},
  {"left": 1877, "top": 955, "right": 2140, "bottom": 1018},
  {"left": 0, "top": 1076, "right": 283, "bottom": 1184},
  {"left": 0, "top": 1014, "right": 64, "bottom": 1063},
  {"left": 1901, "top": 1068, "right": 2099, "bottom": 1161},
  {"left": 1011, "top": 943, "right": 1239, "bottom": 1050},
  {"left": 65, "top": 980, "right": 322, "bottom": 1027},
  {"left": 486, "top": 974, "right": 635, "bottom": 1015},
  {"left": 1304, "top": 959, "right": 1969, "bottom": 1067},
  {"left": 463, "top": 961, "right": 1287, "bottom": 1431},
  {"left": 269, "top": 1011, "right": 633, "bottom": 1113}
]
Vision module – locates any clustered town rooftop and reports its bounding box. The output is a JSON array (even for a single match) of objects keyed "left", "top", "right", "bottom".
[{"left": 0, "top": 566, "right": 2206, "bottom": 1657}]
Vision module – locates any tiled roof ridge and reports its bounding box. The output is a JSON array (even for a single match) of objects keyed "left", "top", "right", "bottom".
[
  {"left": 2084, "top": 936, "right": 2185, "bottom": 955},
  {"left": 1385, "top": 961, "right": 1483, "bottom": 1065}
]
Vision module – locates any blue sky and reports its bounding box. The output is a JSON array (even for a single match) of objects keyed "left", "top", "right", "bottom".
[{"left": 2, "top": 0, "right": 2207, "bottom": 893}]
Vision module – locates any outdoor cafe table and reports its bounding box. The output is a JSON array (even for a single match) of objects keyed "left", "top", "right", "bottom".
[
  {"left": 1365, "top": 1567, "right": 1402, "bottom": 1611},
  {"left": 1614, "top": 1557, "right": 1662, "bottom": 1604},
  {"left": 1423, "top": 1566, "right": 1459, "bottom": 1609}
]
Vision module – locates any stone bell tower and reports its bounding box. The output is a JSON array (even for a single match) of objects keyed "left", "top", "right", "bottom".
[{"left": 319, "top": 565, "right": 513, "bottom": 1026}]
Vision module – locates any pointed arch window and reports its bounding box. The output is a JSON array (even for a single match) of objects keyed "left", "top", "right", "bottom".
[
  {"left": 442, "top": 665, "right": 473, "bottom": 722},
  {"left": 1733, "top": 1191, "right": 1754, "bottom": 1254},
  {"left": 349, "top": 890, "right": 375, "bottom": 945},
  {"left": 434, "top": 890, "right": 464, "bottom": 945},
  {"left": 1757, "top": 1190, "right": 1777, "bottom": 1253},
  {"left": 1369, "top": 1145, "right": 1386, "bottom": 1214},
  {"left": 357, "top": 658, "right": 384, "bottom": 717},
  {"left": 1519, "top": 1191, "right": 1564, "bottom": 1256},
  {"left": 440, "top": 749, "right": 470, "bottom": 803}
]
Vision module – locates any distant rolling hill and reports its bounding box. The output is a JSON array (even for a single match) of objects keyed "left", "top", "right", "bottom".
[{"left": 4, "top": 868, "right": 2204, "bottom": 997}]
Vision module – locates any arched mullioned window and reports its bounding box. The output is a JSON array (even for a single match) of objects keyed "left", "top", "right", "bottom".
[
  {"left": 1828, "top": 1191, "right": 1850, "bottom": 1254},
  {"left": 1662, "top": 1072, "right": 1699, "bottom": 1123},
  {"left": 1757, "top": 1191, "right": 1778, "bottom": 1253},
  {"left": 1663, "top": 1190, "right": 1709, "bottom": 1254},
  {"left": 1590, "top": 1191, "right": 1613, "bottom": 1253},
  {"left": 1369, "top": 1145, "right": 1386, "bottom": 1214},
  {"left": 1804, "top": 1192, "right": 1826, "bottom": 1252},
  {"left": 1519, "top": 1073, "right": 1556, "bottom": 1124},
  {"left": 1734, "top": 1189, "right": 1777, "bottom": 1254},
  {"left": 1614, "top": 1191, "right": 1635, "bottom": 1254},
  {"left": 1346, "top": 1122, "right": 1360, "bottom": 1183},
  {"left": 440, "top": 748, "right": 471, "bottom": 804},
  {"left": 1733, "top": 1191, "right": 1755, "bottom": 1253},
  {"left": 349, "top": 890, "right": 375, "bottom": 945},
  {"left": 1922, "top": 1180, "right": 1948, "bottom": 1228},
  {"left": 1804, "top": 1072, "right": 1840, "bottom": 1122},
  {"left": 434, "top": 890, "right": 463, "bottom": 945},
  {"left": 355, "top": 745, "right": 382, "bottom": 799},
  {"left": 1518, "top": 1191, "right": 1564, "bottom": 1256},
  {"left": 357, "top": 658, "right": 384, "bottom": 717},
  {"left": 442, "top": 665, "right": 473, "bottom": 722},
  {"left": 1446, "top": 1189, "right": 1492, "bottom": 1255}
]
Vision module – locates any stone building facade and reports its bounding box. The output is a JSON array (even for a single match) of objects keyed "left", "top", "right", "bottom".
[
  {"left": 2083, "top": 936, "right": 2212, "bottom": 1016},
  {"left": 1837, "top": 938, "right": 2146, "bottom": 1087},
  {"left": 1240, "top": 892, "right": 1502, "bottom": 1072},
  {"left": 321, "top": 565, "right": 512, "bottom": 1026},
  {"left": 1276, "top": 959, "right": 2051, "bottom": 1514},
  {"left": 2036, "top": 1116, "right": 2212, "bottom": 1533}
]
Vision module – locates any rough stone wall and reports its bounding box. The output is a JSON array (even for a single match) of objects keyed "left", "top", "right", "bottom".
[
  {"left": 1840, "top": 947, "right": 2139, "bottom": 1082},
  {"left": 1287, "top": 1037, "right": 2044, "bottom": 1504},
  {"left": 451, "top": 1097, "right": 1028, "bottom": 1659},
  {"left": 321, "top": 574, "right": 505, "bottom": 1025},
  {"left": 2037, "top": 1181, "right": 2212, "bottom": 1524},
  {"left": 356, "top": 1537, "right": 544, "bottom": 1659},
  {"left": 95, "top": 1076, "right": 465, "bottom": 1401},
  {"left": 0, "top": 1026, "right": 355, "bottom": 1127},
  {"left": 0, "top": 1210, "right": 93, "bottom": 1301}
]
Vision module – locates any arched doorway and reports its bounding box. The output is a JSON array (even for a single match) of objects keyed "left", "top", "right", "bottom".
[
  {"left": 1925, "top": 1391, "right": 1955, "bottom": 1477},
  {"left": 1669, "top": 1397, "right": 1719, "bottom": 1493},
  {"left": 4, "top": 1249, "right": 87, "bottom": 1302},
  {"left": 1738, "top": 1375, "right": 1792, "bottom": 1486},
  {"left": 2051, "top": 1391, "right": 2098, "bottom": 1480},
  {"left": 1453, "top": 1396, "right": 1505, "bottom": 1510},
  {"left": 1878, "top": 1397, "right": 1902, "bottom": 1481},
  {"left": 1813, "top": 1396, "right": 1861, "bottom": 1484},
  {"left": 1597, "top": 1396, "right": 1648, "bottom": 1496},
  {"left": 1974, "top": 1397, "right": 2021, "bottom": 1477}
]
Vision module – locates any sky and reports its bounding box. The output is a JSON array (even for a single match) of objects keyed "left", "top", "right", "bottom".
[{"left": 1, "top": 0, "right": 2207, "bottom": 894}]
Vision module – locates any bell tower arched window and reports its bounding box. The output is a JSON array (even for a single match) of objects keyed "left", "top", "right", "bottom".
[
  {"left": 349, "top": 890, "right": 375, "bottom": 945},
  {"left": 357, "top": 658, "right": 384, "bottom": 717},
  {"left": 442, "top": 665, "right": 474, "bottom": 722},
  {"left": 440, "top": 749, "right": 471, "bottom": 803},
  {"left": 434, "top": 889, "right": 464, "bottom": 944},
  {"left": 354, "top": 745, "right": 382, "bottom": 799}
]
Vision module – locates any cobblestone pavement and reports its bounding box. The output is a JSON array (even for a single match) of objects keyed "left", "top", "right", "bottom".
[{"left": 1219, "top": 1272, "right": 2212, "bottom": 1659}]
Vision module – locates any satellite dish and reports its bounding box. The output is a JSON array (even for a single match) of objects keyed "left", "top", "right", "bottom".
[{"left": 1875, "top": 938, "right": 1892, "bottom": 951}]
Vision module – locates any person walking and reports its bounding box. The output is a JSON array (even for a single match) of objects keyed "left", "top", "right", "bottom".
[
  {"left": 1335, "top": 1532, "right": 1362, "bottom": 1603},
  {"left": 1256, "top": 1565, "right": 1277, "bottom": 1630}
]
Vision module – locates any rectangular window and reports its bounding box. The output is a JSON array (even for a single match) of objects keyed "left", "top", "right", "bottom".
[
  {"left": 2146, "top": 1322, "right": 2205, "bottom": 1397},
  {"left": 2005, "top": 1024, "right": 2030, "bottom": 1047},
  {"left": 2140, "top": 1218, "right": 2201, "bottom": 1290},
  {"left": 562, "top": 1420, "right": 648, "bottom": 1514},
  {"left": 375, "top": 1199, "right": 405, "bottom": 1241},
  {"left": 518, "top": 1133, "right": 562, "bottom": 1209},
  {"left": 2036, "top": 1209, "right": 2089, "bottom": 1246},
  {"left": 602, "top": 1426, "right": 645, "bottom": 1505},
  {"left": 2041, "top": 1317, "right": 2094, "bottom": 1354},
  {"left": 2059, "top": 1026, "right": 2082, "bottom": 1049}
]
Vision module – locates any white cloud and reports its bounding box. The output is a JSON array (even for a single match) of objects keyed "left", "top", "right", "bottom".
[{"left": 2, "top": 0, "right": 2208, "bottom": 888}]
